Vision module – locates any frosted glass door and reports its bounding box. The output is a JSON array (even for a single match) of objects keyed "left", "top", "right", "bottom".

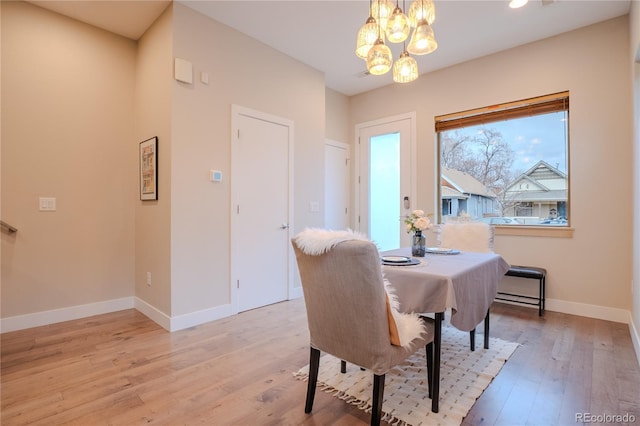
[{"left": 358, "top": 117, "right": 413, "bottom": 251}]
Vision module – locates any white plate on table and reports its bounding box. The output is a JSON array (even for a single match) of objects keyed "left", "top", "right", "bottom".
[
  {"left": 380, "top": 256, "right": 421, "bottom": 266},
  {"left": 381, "top": 256, "right": 411, "bottom": 263},
  {"left": 425, "top": 247, "right": 461, "bottom": 255}
]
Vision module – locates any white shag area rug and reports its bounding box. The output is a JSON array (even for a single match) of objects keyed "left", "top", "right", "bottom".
[{"left": 294, "top": 325, "right": 519, "bottom": 426}]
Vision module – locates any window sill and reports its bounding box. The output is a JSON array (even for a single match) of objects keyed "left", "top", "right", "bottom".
[{"left": 493, "top": 225, "right": 574, "bottom": 238}]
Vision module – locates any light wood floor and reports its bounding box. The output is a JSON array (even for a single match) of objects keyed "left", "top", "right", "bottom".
[{"left": 2, "top": 300, "right": 639, "bottom": 425}]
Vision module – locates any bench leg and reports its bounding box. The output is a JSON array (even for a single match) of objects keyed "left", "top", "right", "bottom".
[
  {"left": 540, "top": 276, "right": 546, "bottom": 316},
  {"left": 538, "top": 277, "right": 543, "bottom": 316}
]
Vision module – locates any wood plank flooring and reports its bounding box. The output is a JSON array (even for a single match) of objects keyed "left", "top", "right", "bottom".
[{"left": 2, "top": 300, "right": 639, "bottom": 425}]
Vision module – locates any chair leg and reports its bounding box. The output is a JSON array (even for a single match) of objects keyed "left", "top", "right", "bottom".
[
  {"left": 469, "top": 328, "right": 476, "bottom": 351},
  {"left": 305, "top": 347, "right": 320, "bottom": 413},
  {"left": 484, "top": 308, "right": 490, "bottom": 349},
  {"left": 432, "top": 312, "right": 443, "bottom": 413},
  {"left": 426, "top": 342, "right": 433, "bottom": 399},
  {"left": 371, "top": 374, "right": 385, "bottom": 426},
  {"left": 340, "top": 360, "right": 346, "bottom": 373}
]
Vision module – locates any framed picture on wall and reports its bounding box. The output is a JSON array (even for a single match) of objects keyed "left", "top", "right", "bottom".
[{"left": 139, "top": 136, "right": 158, "bottom": 201}]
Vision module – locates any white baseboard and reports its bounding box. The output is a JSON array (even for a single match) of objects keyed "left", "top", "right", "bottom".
[
  {"left": 168, "top": 303, "right": 234, "bottom": 332},
  {"left": 290, "top": 286, "right": 303, "bottom": 300},
  {"left": 0, "top": 297, "right": 134, "bottom": 333},
  {"left": 3, "top": 292, "right": 635, "bottom": 370},
  {"left": 545, "top": 298, "right": 630, "bottom": 323},
  {"left": 133, "top": 297, "right": 171, "bottom": 331},
  {"left": 0, "top": 295, "right": 296, "bottom": 334},
  {"left": 134, "top": 297, "right": 234, "bottom": 332},
  {"left": 494, "top": 297, "right": 629, "bottom": 323}
]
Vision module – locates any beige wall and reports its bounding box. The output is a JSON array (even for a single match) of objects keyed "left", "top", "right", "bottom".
[
  {"left": 350, "top": 17, "right": 633, "bottom": 314},
  {"left": 169, "top": 4, "right": 325, "bottom": 316},
  {"left": 630, "top": 1, "right": 640, "bottom": 351},
  {"left": 0, "top": 1, "right": 326, "bottom": 330},
  {"left": 1, "top": 2, "right": 137, "bottom": 318},
  {"left": 134, "top": 6, "right": 173, "bottom": 316},
  {"left": 325, "top": 88, "right": 351, "bottom": 144},
  {"left": 1, "top": 1, "right": 637, "bottom": 342}
]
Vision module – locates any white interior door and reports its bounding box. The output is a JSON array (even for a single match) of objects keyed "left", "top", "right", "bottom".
[
  {"left": 231, "top": 106, "right": 293, "bottom": 312},
  {"left": 325, "top": 140, "right": 350, "bottom": 230},
  {"left": 356, "top": 114, "right": 415, "bottom": 251}
]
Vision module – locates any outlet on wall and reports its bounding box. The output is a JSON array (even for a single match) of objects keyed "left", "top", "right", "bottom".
[{"left": 146, "top": 272, "right": 152, "bottom": 287}]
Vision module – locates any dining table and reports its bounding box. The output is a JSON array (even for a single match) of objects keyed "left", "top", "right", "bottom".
[{"left": 381, "top": 247, "right": 510, "bottom": 413}]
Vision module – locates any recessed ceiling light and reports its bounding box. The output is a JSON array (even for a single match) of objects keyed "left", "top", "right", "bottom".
[{"left": 509, "top": 0, "right": 528, "bottom": 9}]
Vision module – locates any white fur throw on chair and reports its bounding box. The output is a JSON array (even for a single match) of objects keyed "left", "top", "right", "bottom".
[
  {"left": 440, "top": 222, "right": 494, "bottom": 253},
  {"left": 293, "top": 228, "right": 370, "bottom": 256},
  {"left": 293, "top": 228, "right": 425, "bottom": 348}
]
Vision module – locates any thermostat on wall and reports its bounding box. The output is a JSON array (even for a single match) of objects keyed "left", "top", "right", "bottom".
[{"left": 209, "top": 170, "right": 222, "bottom": 182}]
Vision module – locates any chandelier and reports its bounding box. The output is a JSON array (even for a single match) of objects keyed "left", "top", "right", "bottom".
[{"left": 356, "top": 0, "right": 437, "bottom": 83}]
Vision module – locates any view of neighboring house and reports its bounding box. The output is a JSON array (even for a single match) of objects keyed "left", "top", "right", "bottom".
[
  {"left": 440, "top": 167, "right": 498, "bottom": 219},
  {"left": 441, "top": 161, "right": 568, "bottom": 225},
  {"left": 503, "top": 160, "right": 568, "bottom": 221}
]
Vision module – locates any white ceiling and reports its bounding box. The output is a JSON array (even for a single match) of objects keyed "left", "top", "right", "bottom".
[
  {"left": 29, "top": 0, "right": 631, "bottom": 96},
  {"left": 28, "top": 0, "right": 172, "bottom": 40}
]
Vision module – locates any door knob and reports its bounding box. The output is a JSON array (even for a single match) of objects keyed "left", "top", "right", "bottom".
[{"left": 280, "top": 224, "right": 290, "bottom": 229}]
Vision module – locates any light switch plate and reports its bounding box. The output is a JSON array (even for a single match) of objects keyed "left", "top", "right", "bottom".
[{"left": 39, "top": 197, "right": 56, "bottom": 211}]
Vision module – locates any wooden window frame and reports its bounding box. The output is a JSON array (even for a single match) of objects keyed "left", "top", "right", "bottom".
[{"left": 435, "top": 92, "right": 573, "bottom": 238}]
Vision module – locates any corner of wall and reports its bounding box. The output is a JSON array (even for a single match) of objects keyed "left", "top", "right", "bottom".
[
  {"left": 630, "top": 314, "right": 640, "bottom": 368},
  {"left": 134, "top": 3, "right": 173, "bottom": 317},
  {"left": 632, "top": 0, "right": 640, "bottom": 367}
]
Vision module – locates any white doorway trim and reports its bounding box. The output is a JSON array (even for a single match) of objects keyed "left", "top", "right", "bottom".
[
  {"left": 325, "top": 139, "right": 351, "bottom": 231},
  {"left": 230, "top": 104, "right": 296, "bottom": 313},
  {"left": 354, "top": 112, "right": 417, "bottom": 238}
]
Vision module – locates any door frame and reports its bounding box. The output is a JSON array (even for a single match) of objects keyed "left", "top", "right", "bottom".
[
  {"left": 230, "top": 104, "right": 295, "bottom": 313},
  {"left": 354, "top": 112, "right": 417, "bottom": 242},
  {"left": 324, "top": 139, "right": 351, "bottom": 231}
]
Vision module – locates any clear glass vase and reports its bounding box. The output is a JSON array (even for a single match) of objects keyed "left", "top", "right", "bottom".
[{"left": 411, "top": 230, "right": 426, "bottom": 257}]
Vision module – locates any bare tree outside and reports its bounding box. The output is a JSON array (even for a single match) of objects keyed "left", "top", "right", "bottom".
[
  {"left": 438, "top": 96, "right": 569, "bottom": 225},
  {"left": 441, "top": 128, "right": 519, "bottom": 215}
]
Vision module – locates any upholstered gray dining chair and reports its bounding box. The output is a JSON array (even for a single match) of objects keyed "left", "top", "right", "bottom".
[
  {"left": 292, "top": 229, "right": 435, "bottom": 426},
  {"left": 439, "top": 221, "right": 494, "bottom": 350}
]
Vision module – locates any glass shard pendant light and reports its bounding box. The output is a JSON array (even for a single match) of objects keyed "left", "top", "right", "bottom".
[
  {"left": 356, "top": 0, "right": 437, "bottom": 83},
  {"left": 407, "top": 18, "right": 437, "bottom": 55},
  {"left": 371, "top": 0, "right": 395, "bottom": 29},
  {"left": 356, "top": 16, "right": 379, "bottom": 59},
  {"left": 408, "top": 0, "right": 435, "bottom": 27},
  {"left": 385, "top": 5, "right": 410, "bottom": 43},
  {"left": 367, "top": 38, "right": 393, "bottom": 75},
  {"left": 393, "top": 50, "right": 418, "bottom": 83}
]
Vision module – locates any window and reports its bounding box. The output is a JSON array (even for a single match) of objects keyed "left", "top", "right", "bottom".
[{"left": 436, "top": 92, "right": 569, "bottom": 228}]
